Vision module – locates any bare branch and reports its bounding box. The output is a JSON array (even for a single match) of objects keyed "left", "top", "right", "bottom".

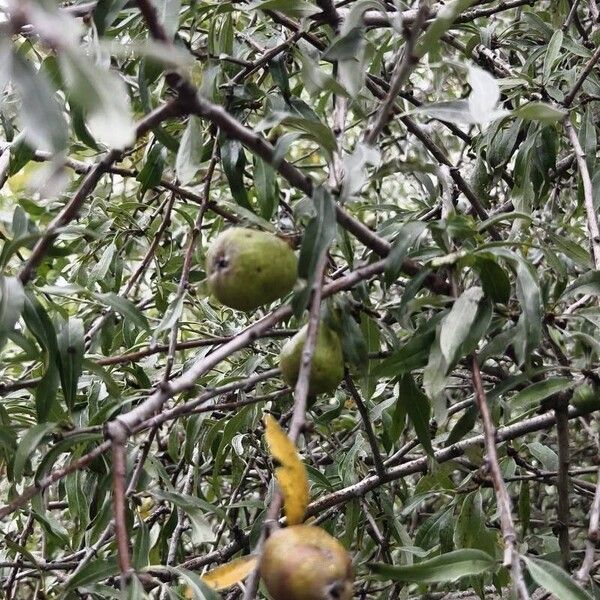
[
  {"left": 565, "top": 120, "right": 600, "bottom": 269},
  {"left": 555, "top": 396, "right": 572, "bottom": 567},
  {"left": 364, "top": 2, "right": 430, "bottom": 146},
  {"left": 471, "top": 356, "right": 529, "bottom": 599},
  {"left": 110, "top": 436, "right": 132, "bottom": 584},
  {"left": 564, "top": 43, "right": 600, "bottom": 107},
  {"left": 576, "top": 416, "right": 600, "bottom": 584},
  {"left": 345, "top": 373, "right": 386, "bottom": 479}
]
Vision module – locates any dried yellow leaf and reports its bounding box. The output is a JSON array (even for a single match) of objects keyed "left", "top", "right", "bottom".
[
  {"left": 201, "top": 555, "right": 258, "bottom": 590},
  {"left": 264, "top": 414, "right": 309, "bottom": 525}
]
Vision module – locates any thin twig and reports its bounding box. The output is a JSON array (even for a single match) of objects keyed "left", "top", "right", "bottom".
[
  {"left": 576, "top": 416, "right": 600, "bottom": 583},
  {"left": 110, "top": 436, "right": 132, "bottom": 585},
  {"left": 565, "top": 121, "right": 600, "bottom": 269},
  {"left": 345, "top": 373, "right": 386, "bottom": 479},
  {"left": 564, "top": 0, "right": 584, "bottom": 29},
  {"left": 5, "top": 513, "right": 35, "bottom": 600},
  {"left": 364, "top": 2, "right": 430, "bottom": 146},
  {"left": 289, "top": 254, "right": 329, "bottom": 443},
  {"left": 564, "top": 43, "right": 600, "bottom": 107},
  {"left": 126, "top": 426, "right": 159, "bottom": 496},
  {"left": 471, "top": 356, "right": 530, "bottom": 600},
  {"left": 159, "top": 448, "right": 200, "bottom": 600},
  {"left": 328, "top": 91, "right": 347, "bottom": 189},
  {"left": 555, "top": 396, "right": 572, "bottom": 567},
  {"left": 343, "top": 0, "right": 536, "bottom": 28},
  {"left": 164, "top": 148, "right": 218, "bottom": 381}
]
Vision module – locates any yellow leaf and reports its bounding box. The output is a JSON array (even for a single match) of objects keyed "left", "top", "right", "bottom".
[
  {"left": 264, "top": 414, "right": 309, "bottom": 525},
  {"left": 138, "top": 497, "right": 155, "bottom": 520},
  {"left": 201, "top": 555, "right": 258, "bottom": 590}
]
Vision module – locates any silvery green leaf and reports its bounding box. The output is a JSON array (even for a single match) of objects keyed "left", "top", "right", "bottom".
[
  {"left": 0, "top": 276, "right": 25, "bottom": 350},
  {"left": 341, "top": 143, "right": 381, "bottom": 199},
  {"left": 468, "top": 65, "right": 501, "bottom": 126},
  {"left": 60, "top": 49, "right": 135, "bottom": 150},
  {"left": 154, "top": 0, "right": 182, "bottom": 39},
  {"left": 176, "top": 116, "right": 204, "bottom": 185},
  {"left": 12, "top": 53, "right": 67, "bottom": 153},
  {"left": 416, "top": 100, "right": 476, "bottom": 125},
  {"left": 340, "top": 0, "right": 383, "bottom": 35},
  {"left": 0, "top": 38, "right": 12, "bottom": 99},
  {"left": 246, "top": 0, "right": 320, "bottom": 17},
  {"left": 439, "top": 287, "right": 485, "bottom": 365}
]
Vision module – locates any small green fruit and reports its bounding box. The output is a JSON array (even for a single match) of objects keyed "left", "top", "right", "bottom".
[
  {"left": 572, "top": 383, "right": 600, "bottom": 411},
  {"left": 205, "top": 228, "right": 297, "bottom": 311},
  {"left": 259, "top": 525, "right": 354, "bottom": 600},
  {"left": 279, "top": 323, "right": 344, "bottom": 395}
]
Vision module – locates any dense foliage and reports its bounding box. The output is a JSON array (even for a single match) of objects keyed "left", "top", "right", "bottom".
[{"left": 0, "top": 0, "right": 600, "bottom": 598}]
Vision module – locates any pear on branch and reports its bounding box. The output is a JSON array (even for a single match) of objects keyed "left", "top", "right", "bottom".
[
  {"left": 199, "top": 416, "right": 355, "bottom": 599},
  {"left": 205, "top": 227, "right": 297, "bottom": 311},
  {"left": 259, "top": 524, "right": 354, "bottom": 600},
  {"left": 279, "top": 323, "right": 344, "bottom": 395},
  {"left": 259, "top": 415, "right": 354, "bottom": 600}
]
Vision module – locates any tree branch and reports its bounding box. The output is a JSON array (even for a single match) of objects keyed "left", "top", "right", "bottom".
[
  {"left": 344, "top": 373, "right": 386, "bottom": 479},
  {"left": 110, "top": 435, "right": 132, "bottom": 584},
  {"left": 470, "top": 356, "right": 529, "bottom": 599},
  {"left": 564, "top": 43, "right": 600, "bottom": 107},
  {"left": 576, "top": 417, "right": 600, "bottom": 583},
  {"left": 565, "top": 120, "right": 600, "bottom": 269},
  {"left": 364, "top": 2, "right": 430, "bottom": 146},
  {"left": 555, "top": 395, "right": 572, "bottom": 567},
  {"left": 18, "top": 101, "right": 180, "bottom": 285}
]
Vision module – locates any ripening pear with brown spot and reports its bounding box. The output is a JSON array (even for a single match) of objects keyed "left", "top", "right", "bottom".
[
  {"left": 259, "top": 525, "right": 354, "bottom": 600},
  {"left": 205, "top": 227, "right": 297, "bottom": 311}
]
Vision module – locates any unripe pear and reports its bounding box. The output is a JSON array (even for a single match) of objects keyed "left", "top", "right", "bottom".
[
  {"left": 259, "top": 525, "right": 353, "bottom": 600},
  {"left": 205, "top": 228, "right": 297, "bottom": 311},
  {"left": 279, "top": 324, "right": 344, "bottom": 395},
  {"left": 572, "top": 383, "right": 600, "bottom": 411}
]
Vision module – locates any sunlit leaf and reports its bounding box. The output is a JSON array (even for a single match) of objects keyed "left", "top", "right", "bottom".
[
  {"left": 201, "top": 555, "right": 258, "bottom": 590},
  {"left": 264, "top": 414, "right": 309, "bottom": 525},
  {"left": 59, "top": 49, "right": 135, "bottom": 149}
]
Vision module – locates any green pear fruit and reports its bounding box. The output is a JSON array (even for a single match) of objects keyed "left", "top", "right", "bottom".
[
  {"left": 205, "top": 227, "right": 297, "bottom": 311},
  {"left": 572, "top": 383, "right": 600, "bottom": 411},
  {"left": 279, "top": 323, "right": 344, "bottom": 395},
  {"left": 259, "top": 525, "right": 354, "bottom": 600}
]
